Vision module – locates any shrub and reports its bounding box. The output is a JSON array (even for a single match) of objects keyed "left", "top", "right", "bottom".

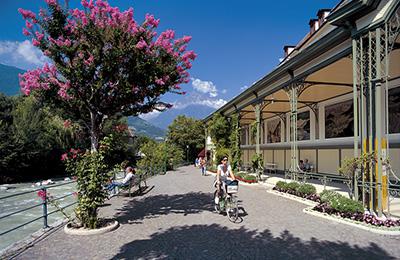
[
  {"left": 320, "top": 190, "right": 341, "bottom": 203},
  {"left": 285, "top": 182, "right": 300, "bottom": 191},
  {"left": 319, "top": 190, "right": 363, "bottom": 214},
  {"left": 296, "top": 183, "right": 316, "bottom": 196},
  {"left": 330, "top": 195, "right": 364, "bottom": 214},
  {"left": 66, "top": 150, "right": 110, "bottom": 229},
  {"left": 243, "top": 175, "right": 257, "bottom": 182},
  {"left": 275, "top": 181, "right": 288, "bottom": 190}
]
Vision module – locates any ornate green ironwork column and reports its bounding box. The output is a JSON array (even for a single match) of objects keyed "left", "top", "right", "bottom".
[
  {"left": 351, "top": 6, "right": 400, "bottom": 216},
  {"left": 352, "top": 37, "right": 360, "bottom": 201},
  {"left": 254, "top": 103, "right": 261, "bottom": 155}
]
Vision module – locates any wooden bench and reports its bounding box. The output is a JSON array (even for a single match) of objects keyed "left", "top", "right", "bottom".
[
  {"left": 117, "top": 172, "right": 149, "bottom": 197},
  {"left": 264, "top": 163, "right": 278, "bottom": 174}
]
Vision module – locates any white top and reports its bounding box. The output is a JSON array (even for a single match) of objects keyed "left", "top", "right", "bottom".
[
  {"left": 217, "top": 164, "right": 232, "bottom": 181},
  {"left": 122, "top": 172, "right": 134, "bottom": 184}
]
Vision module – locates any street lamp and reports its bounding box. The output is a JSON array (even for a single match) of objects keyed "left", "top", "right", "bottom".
[
  {"left": 186, "top": 144, "right": 189, "bottom": 164},
  {"left": 163, "top": 137, "right": 168, "bottom": 174}
]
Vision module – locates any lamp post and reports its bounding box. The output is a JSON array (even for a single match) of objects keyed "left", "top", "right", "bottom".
[
  {"left": 186, "top": 144, "right": 189, "bottom": 164},
  {"left": 164, "top": 137, "right": 168, "bottom": 174}
]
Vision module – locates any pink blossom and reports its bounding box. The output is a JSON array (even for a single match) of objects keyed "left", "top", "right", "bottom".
[
  {"left": 22, "top": 28, "right": 31, "bottom": 36},
  {"left": 84, "top": 54, "right": 94, "bottom": 66},
  {"left": 179, "top": 45, "right": 186, "bottom": 53},
  {"left": 182, "top": 50, "right": 197, "bottom": 61},
  {"left": 35, "top": 32, "right": 44, "bottom": 41},
  {"left": 18, "top": 8, "right": 36, "bottom": 20},
  {"left": 44, "top": 50, "right": 51, "bottom": 56},
  {"left": 145, "top": 13, "right": 159, "bottom": 27},
  {"left": 25, "top": 21, "right": 33, "bottom": 29},
  {"left": 136, "top": 39, "right": 147, "bottom": 50},
  {"left": 37, "top": 190, "right": 47, "bottom": 201},
  {"left": 32, "top": 39, "right": 40, "bottom": 46},
  {"left": 63, "top": 119, "right": 72, "bottom": 128},
  {"left": 45, "top": 0, "right": 57, "bottom": 6},
  {"left": 81, "top": 0, "right": 89, "bottom": 8},
  {"left": 61, "top": 153, "right": 68, "bottom": 161},
  {"left": 155, "top": 78, "right": 165, "bottom": 85},
  {"left": 78, "top": 52, "right": 84, "bottom": 59}
]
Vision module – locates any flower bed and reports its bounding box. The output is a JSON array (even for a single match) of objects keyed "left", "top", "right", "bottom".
[
  {"left": 273, "top": 181, "right": 320, "bottom": 202},
  {"left": 234, "top": 172, "right": 258, "bottom": 183},
  {"left": 314, "top": 190, "right": 400, "bottom": 228}
]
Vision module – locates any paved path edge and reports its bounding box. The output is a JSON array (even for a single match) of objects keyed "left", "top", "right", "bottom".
[
  {"left": 265, "top": 190, "right": 319, "bottom": 207},
  {"left": 303, "top": 207, "right": 400, "bottom": 236}
]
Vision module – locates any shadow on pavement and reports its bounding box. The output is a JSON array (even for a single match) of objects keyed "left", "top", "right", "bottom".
[
  {"left": 115, "top": 192, "right": 214, "bottom": 224},
  {"left": 111, "top": 224, "right": 395, "bottom": 259}
]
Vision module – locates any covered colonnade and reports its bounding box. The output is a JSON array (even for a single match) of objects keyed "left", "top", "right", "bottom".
[{"left": 205, "top": 0, "right": 400, "bottom": 216}]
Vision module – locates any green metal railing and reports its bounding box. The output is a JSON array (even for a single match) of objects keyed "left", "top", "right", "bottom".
[
  {"left": 0, "top": 163, "right": 190, "bottom": 240},
  {"left": 0, "top": 180, "right": 77, "bottom": 237}
]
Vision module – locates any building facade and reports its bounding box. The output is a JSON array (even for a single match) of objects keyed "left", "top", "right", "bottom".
[{"left": 204, "top": 0, "right": 400, "bottom": 216}]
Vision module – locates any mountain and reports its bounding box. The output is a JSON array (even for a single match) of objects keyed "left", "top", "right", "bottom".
[
  {"left": 147, "top": 104, "right": 215, "bottom": 130},
  {"left": 0, "top": 64, "right": 25, "bottom": 96},
  {"left": 127, "top": 116, "right": 165, "bottom": 139}
]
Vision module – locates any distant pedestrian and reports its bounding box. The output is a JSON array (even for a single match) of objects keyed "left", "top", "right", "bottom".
[
  {"left": 195, "top": 157, "right": 199, "bottom": 167},
  {"left": 200, "top": 157, "right": 206, "bottom": 176}
]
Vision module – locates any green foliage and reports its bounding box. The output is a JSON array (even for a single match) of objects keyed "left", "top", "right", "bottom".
[
  {"left": 207, "top": 113, "right": 231, "bottom": 149},
  {"left": 320, "top": 190, "right": 363, "bottom": 213},
  {"left": 0, "top": 95, "right": 76, "bottom": 182},
  {"left": 275, "top": 181, "right": 288, "bottom": 190},
  {"left": 320, "top": 190, "right": 341, "bottom": 203},
  {"left": 285, "top": 182, "right": 300, "bottom": 191},
  {"left": 65, "top": 150, "right": 110, "bottom": 229},
  {"left": 229, "top": 114, "right": 241, "bottom": 171},
  {"left": 296, "top": 183, "right": 317, "bottom": 196},
  {"left": 138, "top": 139, "right": 183, "bottom": 171},
  {"left": 251, "top": 153, "right": 264, "bottom": 173},
  {"left": 274, "top": 181, "right": 317, "bottom": 196},
  {"left": 242, "top": 174, "right": 257, "bottom": 181},
  {"left": 167, "top": 115, "right": 205, "bottom": 162},
  {"left": 250, "top": 120, "right": 258, "bottom": 145},
  {"left": 214, "top": 147, "right": 231, "bottom": 167}
]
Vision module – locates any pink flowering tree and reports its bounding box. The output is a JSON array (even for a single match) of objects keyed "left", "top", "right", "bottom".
[{"left": 18, "top": 0, "right": 196, "bottom": 152}]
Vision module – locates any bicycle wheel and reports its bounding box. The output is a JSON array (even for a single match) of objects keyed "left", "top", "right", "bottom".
[
  {"left": 213, "top": 190, "right": 223, "bottom": 213},
  {"left": 226, "top": 195, "right": 238, "bottom": 222}
]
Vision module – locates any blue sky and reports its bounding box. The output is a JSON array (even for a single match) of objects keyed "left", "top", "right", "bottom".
[{"left": 0, "top": 0, "right": 340, "bottom": 121}]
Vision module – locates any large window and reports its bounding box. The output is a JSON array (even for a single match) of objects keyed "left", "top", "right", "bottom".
[
  {"left": 267, "top": 118, "right": 281, "bottom": 143},
  {"left": 297, "top": 111, "right": 310, "bottom": 140},
  {"left": 389, "top": 87, "right": 400, "bottom": 134},
  {"left": 241, "top": 125, "right": 248, "bottom": 145},
  {"left": 325, "top": 99, "right": 354, "bottom": 138}
]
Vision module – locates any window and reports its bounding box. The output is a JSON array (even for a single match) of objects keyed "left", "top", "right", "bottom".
[
  {"left": 297, "top": 111, "right": 310, "bottom": 140},
  {"left": 389, "top": 87, "right": 400, "bottom": 134},
  {"left": 267, "top": 118, "right": 281, "bottom": 143},
  {"left": 325, "top": 99, "right": 354, "bottom": 138}
]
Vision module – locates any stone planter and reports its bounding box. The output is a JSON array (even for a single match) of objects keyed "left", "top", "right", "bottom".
[{"left": 64, "top": 220, "right": 119, "bottom": 236}]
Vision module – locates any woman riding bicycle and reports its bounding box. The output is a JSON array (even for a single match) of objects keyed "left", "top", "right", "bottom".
[{"left": 215, "top": 156, "right": 236, "bottom": 200}]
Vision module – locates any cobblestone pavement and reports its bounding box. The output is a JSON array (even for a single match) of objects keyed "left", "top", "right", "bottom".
[{"left": 14, "top": 166, "right": 400, "bottom": 259}]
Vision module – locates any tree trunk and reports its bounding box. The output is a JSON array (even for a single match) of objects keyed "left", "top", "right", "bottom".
[{"left": 90, "top": 111, "right": 102, "bottom": 153}]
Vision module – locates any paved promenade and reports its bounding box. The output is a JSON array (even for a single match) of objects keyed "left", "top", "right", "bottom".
[{"left": 14, "top": 166, "right": 400, "bottom": 259}]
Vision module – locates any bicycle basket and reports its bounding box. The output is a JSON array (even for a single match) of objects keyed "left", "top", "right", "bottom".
[{"left": 227, "top": 180, "right": 238, "bottom": 193}]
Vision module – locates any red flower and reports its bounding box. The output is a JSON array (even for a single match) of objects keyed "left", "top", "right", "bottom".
[{"left": 37, "top": 190, "right": 47, "bottom": 201}]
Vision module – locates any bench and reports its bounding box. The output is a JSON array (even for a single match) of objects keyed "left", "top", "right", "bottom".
[
  {"left": 264, "top": 163, "right": 278, "bottom": 174},
  {"left": 117, "top": 172, "right": 149, "bottom": 197}
]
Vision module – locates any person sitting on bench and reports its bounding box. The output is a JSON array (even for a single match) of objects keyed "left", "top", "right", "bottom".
[{"left": 106, "top": 166, "right": 136, "bottom": 191}]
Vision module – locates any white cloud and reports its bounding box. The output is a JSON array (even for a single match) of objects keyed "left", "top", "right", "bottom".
[
  {"left": 0, "top": 40, "right": 48, "bottom": 70},
  {"left": 195, "top": 98, "right": 227, "bottom": 109},
  {"left": 191, "top": 78, "right": 218, "bottom": 97},
  {"left": 139, "top": 110, "right": 162, "bottom": 121},
  {"left": 221, "top": 89, "right": 227, "bottom": 94},
  {"left": 240, "top": 85, "right": 249, "bottom": 91}
]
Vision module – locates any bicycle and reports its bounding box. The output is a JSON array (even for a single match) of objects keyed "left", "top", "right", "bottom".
[{"left": 213, "top": 180, "right": 239, "bottom": 222}]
